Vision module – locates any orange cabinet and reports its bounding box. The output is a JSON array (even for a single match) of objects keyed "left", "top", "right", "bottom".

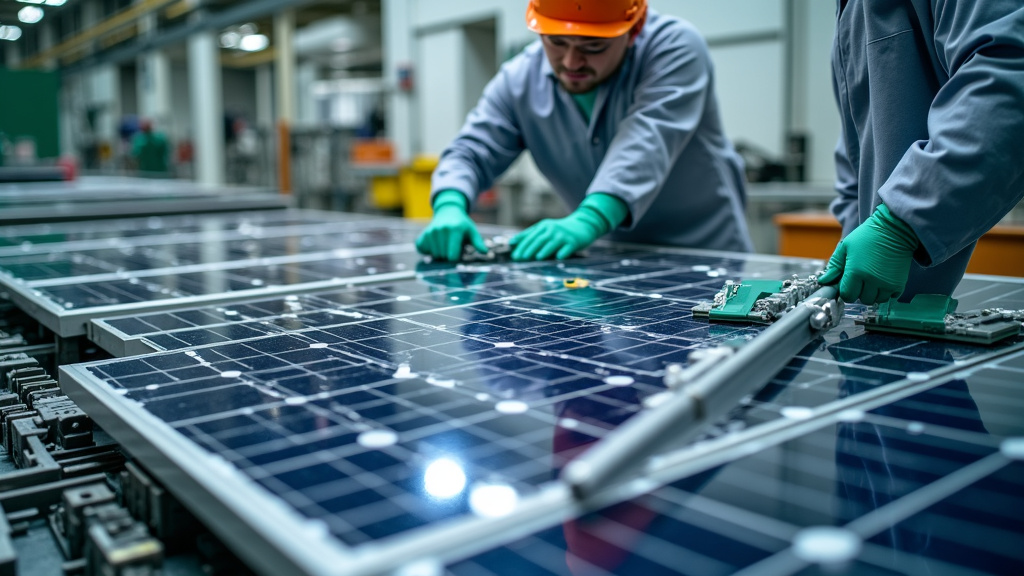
[{"left": 774, "top": 212, "right": 1024, "bottom": 277}]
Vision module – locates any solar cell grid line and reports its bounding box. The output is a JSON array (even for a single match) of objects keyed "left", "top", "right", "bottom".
[
  {"left": 59, "top": 252, "right": 1024, "bottom": 575},
  {"left": 1, "top": 212, "right": 527, "bottom": 338},
  {"left": 0, "top": 225, "right": 427, "bottom": 281},
  {"left": 0, "top": 209, "right": 362, "bottom": 253},
  {"left": 60, "top": 310, "right": 1020, "bottom": 557},
  {"left": 89, "top": 284, "right": 454, "bottom": 352},
  {"left": 444, "top": 396, "right": 1022, "bottom": 576},
  {"left": 59, "top": 327, "right": 668, "bottom": 546},
  {"left": 3, "top": 236, "right": 420, "bottom": 287},
  {"left": 2, "top": 252, "right": 425, "bottom": 337},
  {"left": 61, "top": 344, "right": 1015, "bottom": 569},
  {"left": 87, "top": 258, "right": 750, "bottom": 357}
]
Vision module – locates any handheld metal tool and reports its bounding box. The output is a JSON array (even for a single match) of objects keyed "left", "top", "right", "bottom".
[
  {"left": 458, "top": 236, "right": 513, "bottom": 263},
  {"left": 563, "top": 285, "right": 842, "bottom": 500}
]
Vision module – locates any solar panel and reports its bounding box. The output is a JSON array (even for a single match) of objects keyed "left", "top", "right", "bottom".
[
  {"left": 0, "top": 211, "right": 439, "bottom": 336},
  {"left": 0, "top": 177, "right": 288, "bottom": 225},
  {"left": 0, "top": 209, "right": 349, "bottom": 251},
  {"left": 448, "top": 347, "right": 1024, "bottom": 576},
  {"left": 59, "top": 244, "right": 1024, "bottom": 576}
]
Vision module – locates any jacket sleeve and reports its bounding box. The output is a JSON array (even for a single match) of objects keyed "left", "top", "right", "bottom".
[
  {"left": 878, "top": 1, "right": 1024, "bottom": 265},
  {"left": 430, "top": 66, "right": 525, "bottom": 210},
  {"left": 830, "top": 132, "right": 861, "bottom": 238},
  {"left": 587, "top": 21, "right": 711, "bottom": 226}
]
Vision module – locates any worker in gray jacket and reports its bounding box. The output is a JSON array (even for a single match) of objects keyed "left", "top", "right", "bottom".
[
  {"left": 818, "top": 0, "right": 1024, "bottom": 304},
  {"left": 416, "top": 0, "right": 753, "bottom": 262}
]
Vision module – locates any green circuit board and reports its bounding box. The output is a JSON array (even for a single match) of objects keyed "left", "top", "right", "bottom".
[
  {"left": 691, "top": 274, "right": 823, "bottom": 324},
  {"left": 861, "top": 294, "right": 1023, "bottom": 345}
]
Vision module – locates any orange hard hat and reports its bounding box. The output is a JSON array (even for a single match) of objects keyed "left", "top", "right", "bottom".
[{"left": 526, "top": 0, "right": 647, "bottom": 38}]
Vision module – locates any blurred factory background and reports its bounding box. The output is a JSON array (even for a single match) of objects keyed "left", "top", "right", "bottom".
[{"left": 1, "top": 0, "right": 1021, "bottom": 264}]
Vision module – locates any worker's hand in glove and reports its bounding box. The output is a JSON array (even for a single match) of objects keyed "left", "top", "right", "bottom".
[
  {"left": 817, "top": 203, "right": 920, "bottom": 305},
  {"left": 510, "top": 193, "right": 629, "bottom": 261},
  {"left": 415, "top": 190, "right": 488, "bottom": 262}
]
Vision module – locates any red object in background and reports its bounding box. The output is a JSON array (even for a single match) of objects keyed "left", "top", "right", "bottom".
[
  {"left": 57, "top": 156, "right": 78, "bottom": 180},
  {"left": 398, "top": 64, "right": 414, "bottom": 92},
  {"left": 477, "top": 188, "right": 498, "bottom": 208},
  {"left": 176, "top": 140, "right": 194, "bottom": 164}
]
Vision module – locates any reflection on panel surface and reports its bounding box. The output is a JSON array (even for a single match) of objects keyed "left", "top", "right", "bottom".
[
  {"left": 61, "top": 245, "right": 1024, "bottom": 575},
  {"left": 452, "top": 350, "right": 1024, "bottom": 576},
  {"left": 0, "top": 210, "right": 433, "bottom": 335}
]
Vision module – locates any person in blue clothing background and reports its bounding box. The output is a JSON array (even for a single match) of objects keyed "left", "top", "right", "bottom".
[
  {"left": 416, "top": 0, "right": 753, "bottom": 262},
  {"left": 818, "top": 0, "right": 1024, "bottom": 305}
]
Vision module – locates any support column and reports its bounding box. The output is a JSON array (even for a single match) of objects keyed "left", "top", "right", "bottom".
[
  {"left": 255, "top": 64, "right": 274, "bottom": 129},
  {"left": 187, "top": 16, "right": 225, "bottom": 185},
  {"left": 59, "top": 75, "right": 78, "bottom": 158},
  {"left": 4, "top": 40, "right": 21, "bottom": 69},
  {"left": 80, "top": 0, "right": 119, "bottom": 165},
  {"left": 296, "top": 61, "right": 317, "bottom": 126},
  {"left": 382, "top": 0, "right": 414, "bottom": 163},
  {"left": 137, "top": 12, "right": 172, "bottom": 131},
  {"left": 38, "top": 20, "right": 57, "bottom": 71},
  {"left": 274, "top": 9, "right": 296, "bottom": 194}
]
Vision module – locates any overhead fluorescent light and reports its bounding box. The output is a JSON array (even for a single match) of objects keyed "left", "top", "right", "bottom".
[
  {"left": 239, "top": 34, "right": 269, "bottom": 52},
  {"left": 0, "top": 25, "right": 24, "bottom": 41},
  {"left": 19, "top": 5, "right": 45, "bottom": 23}
]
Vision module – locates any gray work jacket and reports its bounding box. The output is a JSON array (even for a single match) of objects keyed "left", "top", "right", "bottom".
[
  {"left": 832, "top": 0, "right": 1024, "bottom": 296},
  {"left": 432, "top": 10, "right": 753, "bottom": 253}
]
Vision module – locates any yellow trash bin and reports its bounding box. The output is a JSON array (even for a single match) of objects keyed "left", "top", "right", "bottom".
[{"left": 400, "top": 155, "right": 438, "bottom": 220}]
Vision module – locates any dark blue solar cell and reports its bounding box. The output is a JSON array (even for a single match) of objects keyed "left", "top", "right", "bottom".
[
  {"left": 142, "top": 384, "right": 279, "bottom": 423},
  {"left": 864, "top": 463, "right": 1024, "bottom": 574}
]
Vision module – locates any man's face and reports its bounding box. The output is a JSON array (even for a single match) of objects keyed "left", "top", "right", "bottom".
[{"left": 541, "top": 33, "right": 634, "bottom": 94}]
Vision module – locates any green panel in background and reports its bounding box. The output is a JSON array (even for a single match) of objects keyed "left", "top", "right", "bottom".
[{"left": 0, "top": 68, "right": 61, "bottom": 161}]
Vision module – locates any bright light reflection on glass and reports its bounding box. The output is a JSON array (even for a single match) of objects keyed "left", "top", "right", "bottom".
[
  {"left": 469, "top": 484, "right": 518, "bottom": 517},
  {"left": 423, "top": 458, "right": 466, "bottom": 499}
]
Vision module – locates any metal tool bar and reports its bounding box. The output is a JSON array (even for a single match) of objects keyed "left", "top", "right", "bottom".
[{"left": 563, "top": 286, "right": 841, "bottom": 500}]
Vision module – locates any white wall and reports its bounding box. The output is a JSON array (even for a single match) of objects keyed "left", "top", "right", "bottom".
[
  {"left": 418, "top": 29, "right": 466, "bottom": 155},
  {"left": 793, "top": 0, "right": 840, "bottom": 185},
  {"left": 658, "top": 0, "right": 787, "bottom": 161},
  {"left": 710, "top": 42, "right": 785, "bottom": 160},
  {"left": 657, "top": 0, "right": 784, "bottom": 37}
]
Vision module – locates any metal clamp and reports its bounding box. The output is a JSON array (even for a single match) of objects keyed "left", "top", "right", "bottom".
[{"left": 804, "top": 294, "right": 843, "bottom": 332}]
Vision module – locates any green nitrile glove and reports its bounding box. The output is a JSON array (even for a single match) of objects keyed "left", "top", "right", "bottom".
[
  {"left": 510, "top": 193, "right": 629, "bottom": 261},
  {"left": 818, "top": 204, "right": 919, "bottom": 305},
  {"left": 415, "top": 190, "right": 488, "bottom": 261}
]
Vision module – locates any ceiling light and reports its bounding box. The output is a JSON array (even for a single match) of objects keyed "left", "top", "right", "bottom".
[
  {"left": 238, "top": 34, "right": 269, "bottom": 52},
  {"left": 238, "top": 22, "right": 257, "bottom": 36},
  {"left": 16, "top": 0, "right": 46, "bottom": 4},
  {"left": 19, "top": 5, "right": 45, "bottom": 23},
  {"left": 0, "top": 25, "right": 24, "bottom": 41},
  {"left": 220, "top": 31, "right": 240, "bottom": 48},
  {"left": 44, "top": 0, "right": 67, "bottom": 5}
]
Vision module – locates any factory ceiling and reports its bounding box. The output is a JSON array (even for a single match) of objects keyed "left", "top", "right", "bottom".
[{"left": 3, "top": 0, "right": 380, "bottom": 72}]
